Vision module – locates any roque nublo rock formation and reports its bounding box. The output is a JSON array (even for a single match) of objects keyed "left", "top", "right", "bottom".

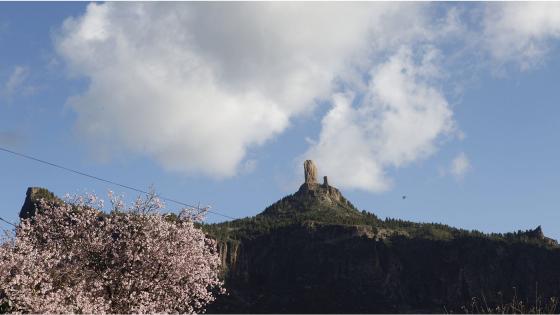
[
  {"left": 303, "top": 159, "right": 318, "bottom": 184},
  {"left": 204, "top": 160, "right": 560, "bottom": 313}
]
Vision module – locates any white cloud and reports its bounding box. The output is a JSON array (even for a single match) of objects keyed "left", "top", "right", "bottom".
[
  {"left": 483, "top": 2, "right": 560, "bottom": 70},
  {"left": 450, "top": 152, "right": 471, "bottom": 180},
  {"left": 49, "top": 2, "right": 560, "bottom": 192},
  {"left": 304, "top": 93, "right": 392, "bottom": 192},
  {"left": 2, "top": 66, "right": 29, "bottom": 97},
  {"left": 56, "top": 2, "right": 475, "bottom": 189},
  {"left": 57, "top": 2, "right": 437, "bottom": 178},
  {"left": 305, "top": 47, "right": 456, "bottom": 192}
]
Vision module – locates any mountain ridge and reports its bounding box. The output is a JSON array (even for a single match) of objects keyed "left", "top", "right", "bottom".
[
  {"left": 202, "top": 160, "right": 560, "bottom": 313},
  {"left": 16, "top": 160, "right": 560, "bottom": 313},
  {"left": 204, "top": 160, "right": 556, "bottom": 247}
]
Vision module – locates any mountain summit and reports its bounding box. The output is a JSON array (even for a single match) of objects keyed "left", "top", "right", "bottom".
[
  {"left": 204, "top": 160, "right": 560, "bottom": 313},
  {"left": 260, "top": 160, "right": 361, "bottom": 221}
]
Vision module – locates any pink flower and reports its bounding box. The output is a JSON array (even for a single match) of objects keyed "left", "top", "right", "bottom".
[{"left": 0, "top": 191, "right": 223, "bottom": 314}]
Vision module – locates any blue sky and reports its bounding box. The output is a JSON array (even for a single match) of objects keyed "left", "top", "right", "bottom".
[{"left": 1, "top": 2, "right": 560, "bottom": 239}]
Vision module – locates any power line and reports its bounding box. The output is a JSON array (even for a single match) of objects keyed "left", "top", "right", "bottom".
[
  {"left": 0, "top": 146, "right": 238, "bottom": 221},
  {"left": 0, "top": 216, "right": 16, "bottom": 227}
]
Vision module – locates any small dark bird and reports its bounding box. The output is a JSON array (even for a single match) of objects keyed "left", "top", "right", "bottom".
[{"left": 402, "top": 195, "right": 406, "bottom": 200}]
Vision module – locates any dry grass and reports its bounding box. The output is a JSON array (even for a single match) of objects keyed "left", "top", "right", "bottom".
[{"left": 449, "top": 287, "right": 559, "bottom": 314}]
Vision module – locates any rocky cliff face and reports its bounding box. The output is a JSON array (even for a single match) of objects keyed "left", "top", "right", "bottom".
[
  {"left": 261, "top": 181, "right": 355, "bottom": 218},
  {"left": 206, "top": 161, "right": 560, "bottom": 313},
  {"left": 210, "top": 222, "right": 560, "bottom": 313},
  {"left": 19, "top": 187, "right": 59, "bottom": 220}
]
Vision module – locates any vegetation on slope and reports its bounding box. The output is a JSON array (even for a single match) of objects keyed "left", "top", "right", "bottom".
[{"left": 202, "top": 186, "right": 557, "bottom": 249}]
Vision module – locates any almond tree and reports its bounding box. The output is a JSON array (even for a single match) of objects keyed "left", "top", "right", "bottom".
[{"left": 0, "top": 192, "right": 223, "bottom": 314}]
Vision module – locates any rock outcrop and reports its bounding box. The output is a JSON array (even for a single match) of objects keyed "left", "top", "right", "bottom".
[
  {"left": 528, "top": 225, "right": 545, "bottom": 240},
  {"left": 523, "top": 225, "right": 558, "bottom": 246},
  {"left": 19, "top": 187, "right": 59, "bottom": 220},
  {"left": 261, "top": 161, "right": 356, "bottom": 218},
  {"left": 206, "top": 161, "right": 560, "bottom": 313},
  {"left": 303, "top": 160, "right": 317, "bottom": 184}
]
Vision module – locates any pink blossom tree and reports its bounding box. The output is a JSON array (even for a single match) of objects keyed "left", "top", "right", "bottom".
[{"left": 0, "top": 192, "right": 224, "bottom": 314}]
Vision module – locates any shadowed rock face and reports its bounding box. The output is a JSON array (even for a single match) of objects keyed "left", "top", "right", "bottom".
[
  {"left": 19, "top": 187, "right": 59, "bottom": 220},
  {"left": 207, "top": 162, "right": 560, "bottom": 313},
  {"left": 210, "top": 224, "right": 560, "bottom": 314}
]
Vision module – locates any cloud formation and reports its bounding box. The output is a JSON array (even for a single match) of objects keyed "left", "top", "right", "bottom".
[
  {"left": 55, "top": 3, "right": 560, "bottom": 191},
  {"left": 483, "top": 2, "right": 560, "bottom": 70},
  {"left": 2, "top": 66, "right": 29, "bottom": 97},
  {"left": 55, "top": 2, "right": 452, "bottom": 179},
  {"left": 56, "top": 3, "right": 377, "bottom": 177},
  {"left": 450, "top": 152, "right": 471, "bottom": 180},
  {"left": 305, "top": 47, "right": 456, "bottom": 191}
]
